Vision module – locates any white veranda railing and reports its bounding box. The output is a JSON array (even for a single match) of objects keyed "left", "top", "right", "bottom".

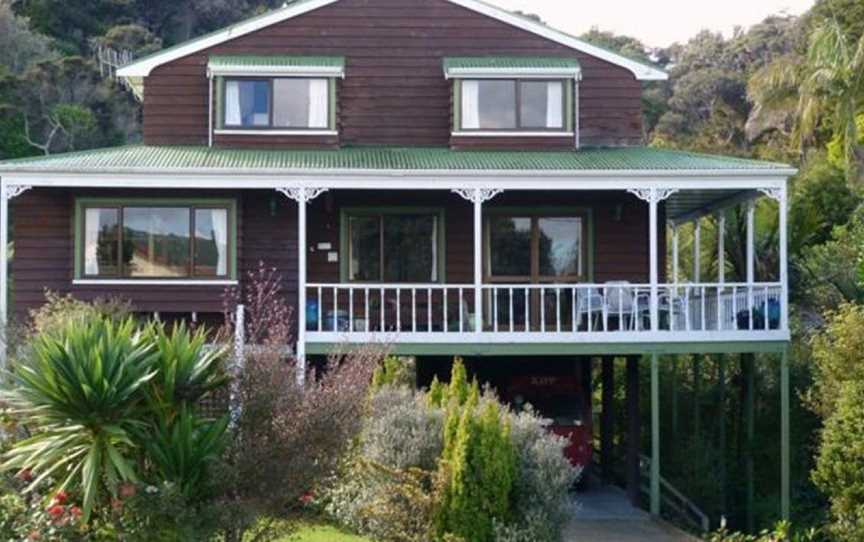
[{"left": 305, "top": 282, "right": 784, "bottom": 336}]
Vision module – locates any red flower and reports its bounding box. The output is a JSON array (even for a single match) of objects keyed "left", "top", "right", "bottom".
[
  {"left": 47, "top": 505, "right": 65, "bottom": 518},
  {"left": 299, "top": 491, "right": 314, "bottom": 504},
  {"left": 69, "top": 506, "right": 83, "bottom": 518},
  {"left": 119, "top": 483, "right": 137, "bottom": 498},
  {"left": 52, "top": 491, "right": 68, "bottom": 505}
]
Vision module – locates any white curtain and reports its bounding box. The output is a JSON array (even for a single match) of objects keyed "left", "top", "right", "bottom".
[
  {"left": 546, "top": 81, "right": 563, "bottom": 129},
  {"left": 225, "top": 81, "right": 242, "bottom": 126},
  {"left": 84, "top": 209, "right": 102, "bottom": 275},
  {"left": 461, "top": 80, "right": 480, "bottom": 129},
  {"left": 308, "top": 79, "right": 329, "bottom": 128},
  {"left": 210, "top": 209, "right": 228, "bottom": 276}
]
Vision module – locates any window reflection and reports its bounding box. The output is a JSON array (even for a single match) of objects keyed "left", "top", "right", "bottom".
[
  {"left": 123, "top": 208, "right": 190, "bottom": 277},
  {"left": 489, "top": 217, "right": 532, "bottom": 277}
]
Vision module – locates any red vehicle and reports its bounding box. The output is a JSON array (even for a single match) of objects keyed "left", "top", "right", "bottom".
[{"left": 504, "top": 375, "right": 592, "bottom": 470}]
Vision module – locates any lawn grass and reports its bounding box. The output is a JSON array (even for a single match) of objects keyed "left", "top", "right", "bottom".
[{"left": 277, "top": 522, "right": 373, "bottom": 542}]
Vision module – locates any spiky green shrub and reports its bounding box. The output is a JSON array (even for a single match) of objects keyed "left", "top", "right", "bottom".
[
  {"left": 2, "top": 317, "right": 158, "bottom": 519},
  {"left": 144, "top": 321, "right": 230, "bottom": 419},
  {"left": 144, "top": 406, "right": 229, "bottom": 500}
]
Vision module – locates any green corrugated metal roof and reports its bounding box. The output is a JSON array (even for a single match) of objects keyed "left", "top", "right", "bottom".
[
  {"left": 444, "top": 57, "right": 581, "bottom": 71},
  {"left": 208, "top": 55, "right": 345, "bottom": 68},
  {"left": 0, "top": 145, "right": 792, "bottom": 173}
]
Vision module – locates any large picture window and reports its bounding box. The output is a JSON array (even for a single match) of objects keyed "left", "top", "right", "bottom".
[
  {"left": 486, "top": 212, "right": 587, "bottom": 282},
  {"left": 345, "top": 210, "right": 444, "bottom": 283},
  {"left": 78, "top": 201, "right": 235, "bottom": 280},
  {"left": 460, "top": 79, "right": 565, "bottom": 131},
  {"left": 223, "top": 77, "right": 330, "bottom": 130}
]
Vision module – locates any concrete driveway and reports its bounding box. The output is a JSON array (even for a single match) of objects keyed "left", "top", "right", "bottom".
[{"left": 564, "top": 486, "right": 699, "bottom": 542}]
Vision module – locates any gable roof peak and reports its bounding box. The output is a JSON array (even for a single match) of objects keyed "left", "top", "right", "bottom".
[{"left": 116, "top": 0, "right": 667, "bottom": 83}]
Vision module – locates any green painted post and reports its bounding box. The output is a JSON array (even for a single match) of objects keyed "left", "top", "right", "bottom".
[
  {"left": 671, "top": 356, "right": 678, "bottom": 444},
  {"left": 693, "top": 354, "right": 701, "bottom": 441},
  {"left": 718, "top": 354, "right": 727, "bottom": 516},
  {"left": 781, "top": 348, "right": 790, "bottom": 520},
  {"left": 744, "top": 353, "right": 755, "bottom": 533},
  {"left": 651, "top": 353, "right": 660, "bottom": 516}
]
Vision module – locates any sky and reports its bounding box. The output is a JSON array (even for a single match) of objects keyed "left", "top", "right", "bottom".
[{"left": 486, "top": 0, "right": 816, "bottom": 47}]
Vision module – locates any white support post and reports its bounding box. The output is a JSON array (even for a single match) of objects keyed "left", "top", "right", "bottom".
[
  {"left": 672, "top": 225, "right": 679, "bottom": 285},
  {"left": 779, "top": 187, "right": 788, "bottom": 330},
  {"left": 453, "top": 188, "right": 502, "bottom": 334},
  {"left": 473, "top": 196, "right": 483, "bottom": 334},
  {"left": 759, "top": 187, "right": 787, "bottom": 330},
  {"left": 717, "top": 212, "right": 726, "bottom": 284},
  {"left": 746, "top": 200, "right": 756, "bottom": 319},
  {"left": 0, "top": 182, "right": 30, "bottom": 367},
  {"left": 628, "top": 188, "right": 678, "bottom": 332},
  {"left": 650, "top": 194, "right": 660, "bottom": 331},
  {"left": 277, "top": 186, "right": 328, "bottom": 386},
  {"left": 693, "top": 219, "right": 701, "bottom": 283},
  {"left": 229, "top": 303, "right": 246, "bottom": 427}
]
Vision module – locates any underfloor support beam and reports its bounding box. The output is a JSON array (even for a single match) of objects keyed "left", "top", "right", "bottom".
[
  {"left": 781, "top": 348, "right": 790, "bottom": 520},
  {"left": 601, "top": 356, "right": 615, "bottom": 483},
  {"left": 650, "top": 353, "right": 660, "bottom": 516},
  {"left": 626, "top": 355, "right": 640, "bottom": 506}
]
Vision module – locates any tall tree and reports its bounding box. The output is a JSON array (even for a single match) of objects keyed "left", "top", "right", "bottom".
[{"left": 749, "top": 18, "right": 864, "bottom": 180}]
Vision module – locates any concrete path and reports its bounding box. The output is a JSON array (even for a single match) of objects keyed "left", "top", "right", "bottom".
[{"left": 563, "top": 485, "right": 699, "bottom": 542}]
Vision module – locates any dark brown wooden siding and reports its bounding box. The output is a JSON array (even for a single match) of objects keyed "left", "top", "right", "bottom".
[
  {"left": 143, "top": 0, "right": 643, "bottom": 148},
  {"left": 11, "top": 187, "right": 660, "bottom": 321},
  {"left": 10, "top": 188, "right": 297, "bottom": 323},
  {"left": 305, "top": 190, "right": 661, "bottom": 285}
]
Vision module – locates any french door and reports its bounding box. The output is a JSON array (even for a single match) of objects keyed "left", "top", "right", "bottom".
[{"left": 485, "top": 212, "right": 588, "bottom": 331}]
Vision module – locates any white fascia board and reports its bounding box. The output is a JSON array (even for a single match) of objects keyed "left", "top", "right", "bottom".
[
  {"left": 207, "top": 66, "right": 345, "bottom": 78},
  {"left": 2, "top": 171, "right": 793, "bottom": 191},
  {"left": 445, "top": 0, "right": 668, "bottom": 81},
  {"left": 444, "top": 68, "right": 581, "bottom": 80},
  {"left": 116, "top": 0, "right": 666, "bottom": 81}
]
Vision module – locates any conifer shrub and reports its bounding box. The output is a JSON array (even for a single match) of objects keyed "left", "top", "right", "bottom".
[{"left": 324, "top": 357, "right": 578, "bottom": 542}]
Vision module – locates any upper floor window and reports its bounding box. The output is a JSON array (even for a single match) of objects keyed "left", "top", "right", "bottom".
[
  {"left": 223, "top": 78, "right": 330, "bottom": 130},
  {"left": 208, "top": 55, "right": 344, "bottom": 135},
  {"left": 76, "top": 199, "right": 236, "bottom": 281},
  {"left": 444, "top": 57, "right": 579, "bottom": 137},
  {"left": 460, "top": 79, "right": 565, "bottom": 131}
]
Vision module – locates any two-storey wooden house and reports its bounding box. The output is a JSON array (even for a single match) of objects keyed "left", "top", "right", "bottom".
[{"left": 0, "top": 0, "right": 794, "bottom": 522}]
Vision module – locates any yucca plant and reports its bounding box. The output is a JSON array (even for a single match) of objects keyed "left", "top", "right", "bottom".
[
  {"left": 144, "top": 406, "right": 229, "bottom": 499},
  {"left": 2, "top": 317, "right": 158, "bottom": 520},
  {"left": 144, "top": 321, "right": 230, "bottom": 420}
]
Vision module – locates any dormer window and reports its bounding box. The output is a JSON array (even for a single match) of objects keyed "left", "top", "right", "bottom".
[
  {"left": 223, "top": 78, "right": 330, "bottom": 129},
  {"left": 460, "top": 79, "right": 565, "bottom": 131},
  {"left": 444, "top": 57, "right": 579, "bottom": 138},
  {"left": 208, "top": 55, "right": 344, "bottom": 136}
]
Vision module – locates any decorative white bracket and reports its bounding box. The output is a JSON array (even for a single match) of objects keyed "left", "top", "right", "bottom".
[
  {"left": 452, "top": 188, "right": 503, "bottom": 204},
  {"left": 758, "top": 188, "right": 783, "bottom": 202},
  {"left": 276, "top": 186, "right": 329, "bottom": 203},
  {"left": 627, "top": 187, "right": 680, "bottom": 203},
  {"left": 4, "top": 185, "right": 32, "bottom": 200}
]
